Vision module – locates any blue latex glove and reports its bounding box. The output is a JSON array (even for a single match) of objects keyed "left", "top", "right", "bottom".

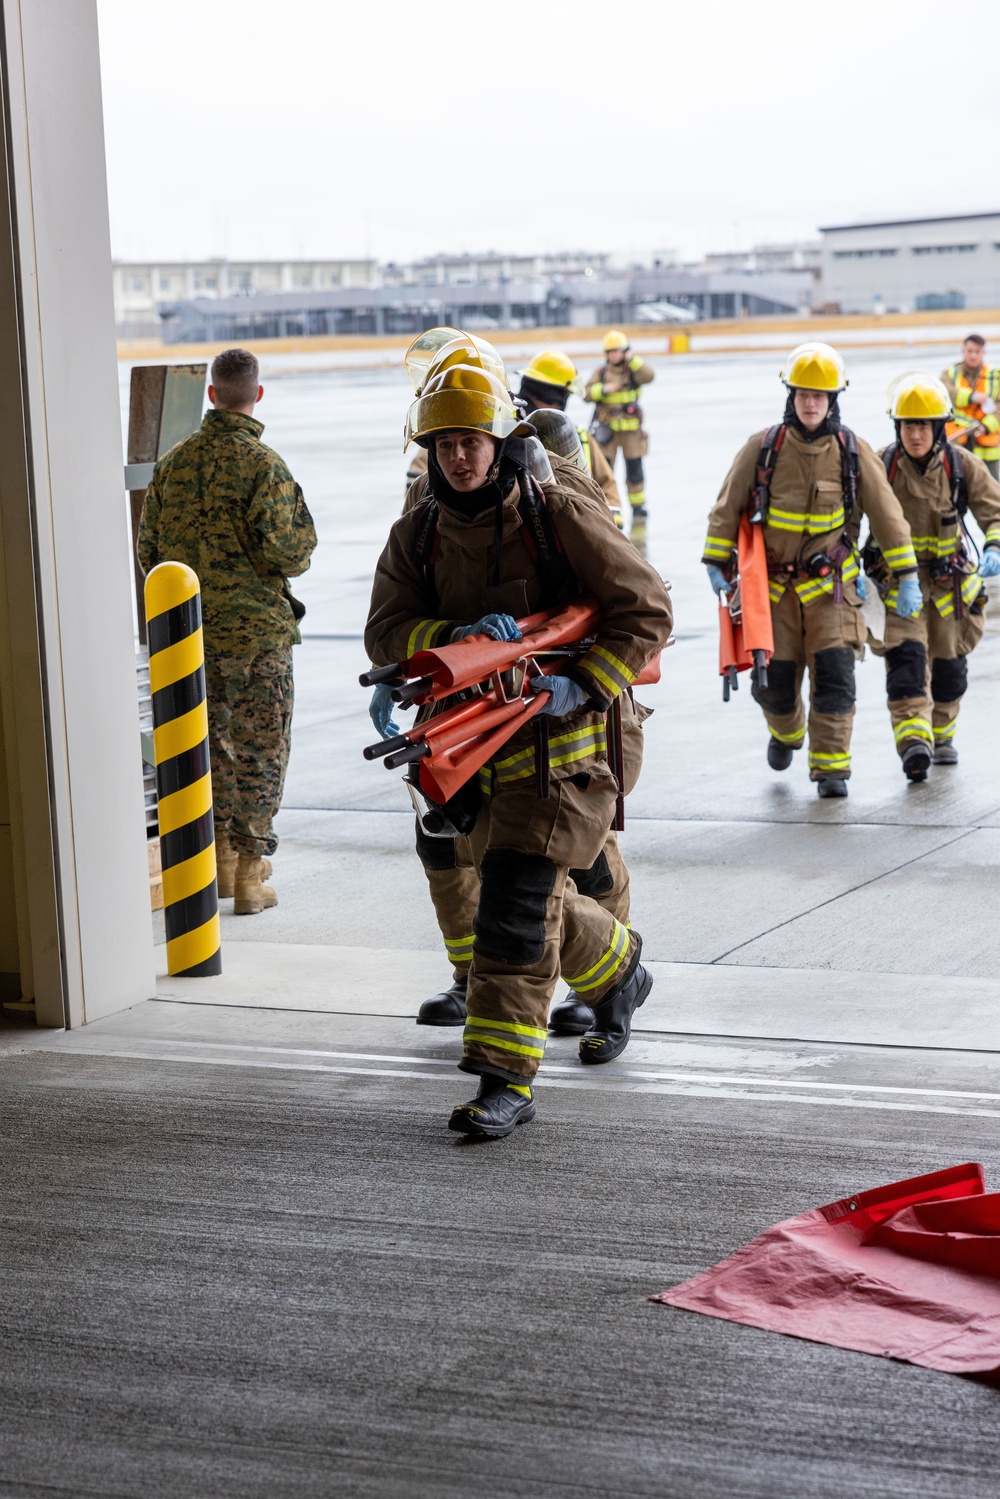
[
  {"left": 706, "top": 564, "right": 730, "bottom": 598},
  {"left": 855, "top": 573, "right": 868, "bottom": 602},
  {"left": 979, "top": 548, "right": 1000, "bottom": 578},
  {"left": 530, "top": 674, "right": 588, "bottom": 717},
  {"left": 369, "top": 684, "right": 399, "bottom": 740},
  {"left": 895, "top": 575, "right": 923, "bottom": 618},
  {"left": 453, "top": 613, "right": 522, "bottom": 643}
]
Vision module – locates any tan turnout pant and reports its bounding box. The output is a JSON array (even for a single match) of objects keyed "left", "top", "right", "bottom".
[
  {"left": 751, "top": 585, "right": 865, "bottom": 781},
  {"left": 878, "top": 569, "right": 986, "bottom": 756}
]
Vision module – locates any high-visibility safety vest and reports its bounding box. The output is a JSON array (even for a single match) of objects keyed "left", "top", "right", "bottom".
[
  {"left": 587, "top": 356, "right": 648, "bottom": 432},
  {"left": 945, "top": 364, "right": 1000, "bottom": 457}
]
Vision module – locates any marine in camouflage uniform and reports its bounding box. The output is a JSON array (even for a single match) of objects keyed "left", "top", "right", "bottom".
[{"left": 138, "top": 406, "right": 317, "bottom": 873}]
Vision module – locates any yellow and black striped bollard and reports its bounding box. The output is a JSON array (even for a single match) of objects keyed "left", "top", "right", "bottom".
[{"left": 144, "top": 561, "right": 222, "bottom": 976}]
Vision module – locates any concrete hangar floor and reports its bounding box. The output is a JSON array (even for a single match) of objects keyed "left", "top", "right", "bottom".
[{"left": 1, "top": 344, "right": 998, "bottom": 1498}]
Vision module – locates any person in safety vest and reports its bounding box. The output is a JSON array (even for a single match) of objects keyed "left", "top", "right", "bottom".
[
  {"left": 941, "top": 335, "right": 1000, "bottom": 481},
  {"left": 365, "top": 362, "right": 672, "bottom": 1137},
  {"left": 377, "top": 331, "right": 651, "bottom": 1040},
  {"left": 868, "top": 373, "right": 1000, "bottom": 779},
  {"left": 584, "top": 330, "right": 654, "bottom": 521},
  {"left": 518, "top": 349, "right": 622, "bottom": 521},
  {"left": 703, "top": 342, "right": 919, "bottom": 798}
]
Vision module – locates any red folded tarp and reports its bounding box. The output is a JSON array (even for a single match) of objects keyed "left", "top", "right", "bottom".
[{"left": 652, "top": 1164, "right": 1000, "bottom": 1374}]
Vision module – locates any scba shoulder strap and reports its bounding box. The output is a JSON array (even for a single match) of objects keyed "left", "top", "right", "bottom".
[
  {"left": 412, "top": 481, "right": 578, "bottom": 605},
  {"left": 751, "top": 422, "right": 859, "bottom": 527}
]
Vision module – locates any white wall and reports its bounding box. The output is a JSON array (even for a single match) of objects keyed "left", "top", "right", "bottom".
[{"left": 1, "top": 0, "right": 155, "bottom": 1023}]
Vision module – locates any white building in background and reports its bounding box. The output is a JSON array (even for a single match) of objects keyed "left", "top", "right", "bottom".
[
  {"left": 820, "top": 212, "right": 1000, "bottom": 314},
  {"left": 113, "top": 258, "right": 380, "bottom": 334}
]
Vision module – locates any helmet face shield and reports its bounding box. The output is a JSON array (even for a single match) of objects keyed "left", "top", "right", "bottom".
[
  {"left": 404, "top": 327, "right": 466, "bottom": 393},
  {"left": 886, "top": 372, "right": 953, "bottom": 421},
  {"left": 404, "top": 363, "right": 530, "bottom": 448},
  {"left": 781, "top": 341, "right": 847, "bottom": 393},
  {"left": 423, "top": 334, "right": 508, "bottom": 391}
]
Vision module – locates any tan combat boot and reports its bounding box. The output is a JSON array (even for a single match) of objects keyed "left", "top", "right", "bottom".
[
  {"left": 233, "top": 854, "right": 278, "bottom": 915},
  {"left": 216, "top": 835, "right": 271, "bottom": 899},
  {"left": 215, "top": 834, "right": 239, "bottom": 898}
]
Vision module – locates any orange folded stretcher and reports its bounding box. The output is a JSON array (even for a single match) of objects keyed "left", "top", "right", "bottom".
[
  {"left": 361, "top": 597, "right": 662, "bottom": 805},
  {"left": 719, "top": 514, "right": 774, "bottom": 702}
]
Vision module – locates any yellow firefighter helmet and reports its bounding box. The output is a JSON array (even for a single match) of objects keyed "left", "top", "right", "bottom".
[
  {"left": 602, "top": 329, "right": 630, "bottom": 353},
  {"left": 886, "top": 372, "right": 953, "bottom": 421},
  {"left": 522, "top": 349, "right": 581, "bottom": 393},
  {"left": 781, "top": 342, "right": 848, "bottom": 393},
  {"left": 404, "top": 364, "right": 532, "bottom": 449}
]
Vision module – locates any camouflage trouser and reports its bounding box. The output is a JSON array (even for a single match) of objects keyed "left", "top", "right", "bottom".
[{"left": 205, "top": 646, "right": 294, "bottom": 858}]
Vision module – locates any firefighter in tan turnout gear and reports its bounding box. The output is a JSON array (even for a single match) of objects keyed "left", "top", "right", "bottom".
[
  {"left": 377, "top": 330, "right": 643, "bottom": 1040},
  {"left": 869, "top": 373, "right": 1000, "bottom": 779},
  {"left": 585, "top": 330, "right": 654, "bottom": 520},
  {"left": 703, "top": 343, "right": 920, "bottom": 798},
  {"left": 517, "top": 348, "right": 622, "bottom": 520},
  {"left": 365, "top": 362, "right": 672, "bottom": 1137}
]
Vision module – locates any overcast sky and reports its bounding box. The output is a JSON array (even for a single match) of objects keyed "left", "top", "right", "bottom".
[{"left": 96, "top": 0, "right": 1000, "bottom": 265}]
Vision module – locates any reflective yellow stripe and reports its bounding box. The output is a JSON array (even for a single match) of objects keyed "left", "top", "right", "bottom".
[
  {"left": 768, "top": 578, "right": 787, "bottom": 604},
  {"left": 985, "top": 528, "right": 1000, "bottom": 545},
  {"left": 882, "top": 544, "right": 919, "bottom": 571},
  {"left": 406, "top": 618, "right": 450, "bottom": 658},
  {"left": 466, "top": 1016, "right": 547, "bottom": 1040},
  {"left": 769, "top": 727, "right": 804, "bottom": 746},
  {"left": 703, "top": 535, "right": 736, "bottom": 561},
  {"left": 585, "top": 645, "right": 635, "bottom": 691},
  {"left": 149, "top": 628, "right": 204, "bottom": 693},
  {"left": 563, "top": 919, "right": 629, "bottom": 993},
  {"left": 935, "top": 573, "right": 983, "bottom": 616},
  {"left": 578, "top": 428, "right": 593, "bottom": 473},
  {"left": 792, "top": 554, "right": 859, "bottom": 605},
  {"left": 910, "top": 535, "right": 959, "bottom": 558},
  {"left": 809, "top": 751, "right": 851, "bottom": 769},
  {"left": 894, "top": 717, "right": 933, "bottom": 744},
  {"left": 462, "top": 1032, "right": 545, "bottom": 1059},
  {"left": 767, "top": 506, "right": 845, "bottom": 536},
  {"left": 445, "top": 935, "right": 474, "bottom": 962},
  {"left": 609, "top": 418, "right": 640, "bottom": 431},
  {"left": 935, "top": 720, "right": 958, "bottom": 741},
  {"left": 599, "top": 388, "right": 641, "bottom": 404},
  {"left": 494, "top": 724, "right": 607, "bottom": 786}
]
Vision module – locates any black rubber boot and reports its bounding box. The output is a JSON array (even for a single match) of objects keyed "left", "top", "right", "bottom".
[
  {"left": 767, "top": 738, "right": 795, "bottom": 771},
  {"left": 902, "top": 741, "right": 932, "bottom": 783},
  {"left": 448, "top": 1077, "right": 536, "bottom": 1138},
  {"left": 416, "top": 975, "right": 467, "bottom": 1026},
  {"left": 933, "top": 742, "right": 958, "bottom": 765},
  {"left": 548, "top": 992, "right": 595, "bottom": 1035},
  {"left": 579, "top": 948, "right": 652, "bottom": 1066},
  {"left": 631, "top": 503, "right": 648, "bottom": 520},
  {"left": 816, "top": 777, "right": 849, "bottom": 799}
]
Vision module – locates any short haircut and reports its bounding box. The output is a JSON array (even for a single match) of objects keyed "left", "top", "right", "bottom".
[
  {"left": 964, "top": 333, "right": 985, "bottom": 347},
  {"left": 211, "top": 348, "right": 259, "bottom": 407}
]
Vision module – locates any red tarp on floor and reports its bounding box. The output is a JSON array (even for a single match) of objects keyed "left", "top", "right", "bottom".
[{"left": 652, "top": 1164, "right": 1000, "bottom": 1374}]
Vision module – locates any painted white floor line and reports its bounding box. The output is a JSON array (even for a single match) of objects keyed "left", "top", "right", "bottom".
[{"left": 44, "top": 1037, "right": 1000, "bottom": 1116}]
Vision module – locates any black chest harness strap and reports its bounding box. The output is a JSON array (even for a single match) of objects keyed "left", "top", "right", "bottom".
[
  {"left": 750, "top": 423, "right": 860, "bottom": 527},
  {"left": 413, "top": 479, "right": 577, "bottom": 607}
]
